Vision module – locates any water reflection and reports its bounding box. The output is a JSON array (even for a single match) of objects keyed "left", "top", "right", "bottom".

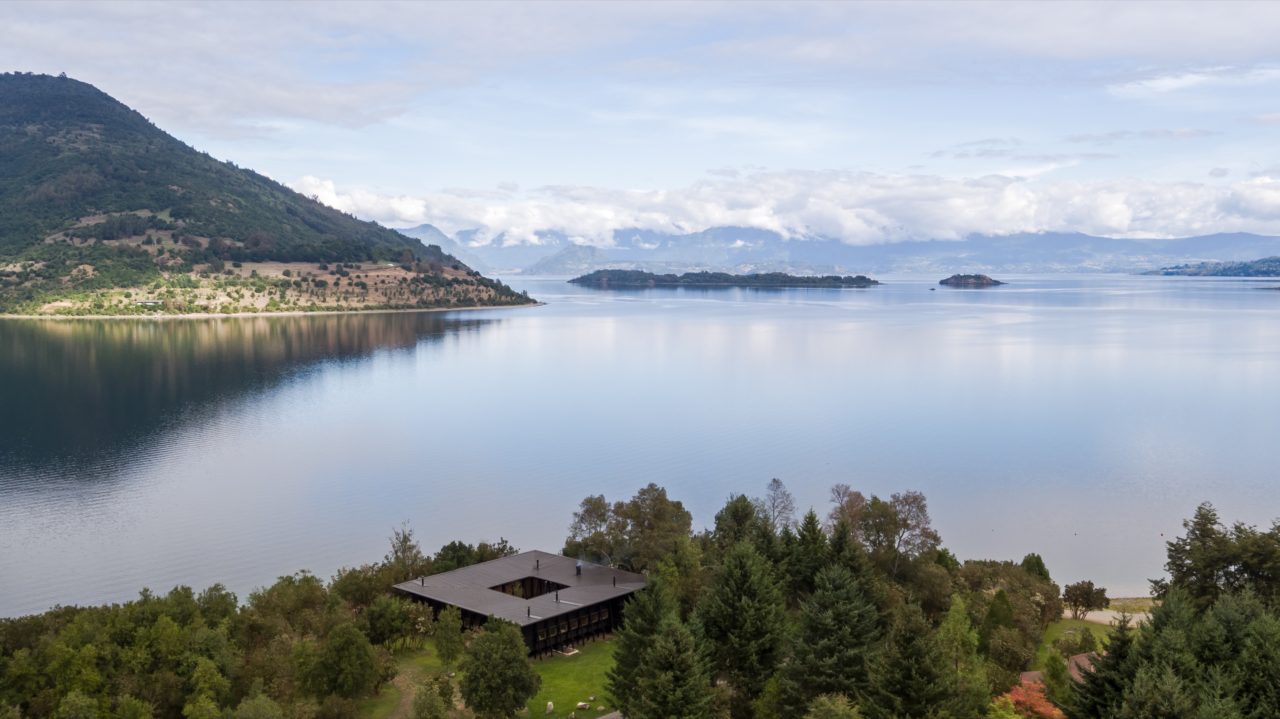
[{"left": 0, "top": 313, "right": 498, "bottom": 470}]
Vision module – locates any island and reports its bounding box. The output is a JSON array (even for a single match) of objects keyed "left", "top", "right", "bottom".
[
  {"left": 568, "top": 269, "right": 880, "bottom": 289},
  {"left": 1146, "top": 257, "right": 1280, "bottom": 277},
  {"left": 939, "top": 274, "right": 1005, "bottom": 288},
  {"left": 0, "top": 73, "right": 534, "bottom": 316}
]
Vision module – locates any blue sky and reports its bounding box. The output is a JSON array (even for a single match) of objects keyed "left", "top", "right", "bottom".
[{"left": 6, "top": 1, "right": 1280, "bottom": 244}]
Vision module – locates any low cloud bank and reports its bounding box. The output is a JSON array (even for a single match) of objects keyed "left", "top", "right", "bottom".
[{"left": 293, "top": 170, "right": 1280, "bottom": 247}]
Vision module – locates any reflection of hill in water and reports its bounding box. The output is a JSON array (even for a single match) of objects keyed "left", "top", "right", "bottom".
[{"left": 0, "top": 313, "right": 497, "bottom": 467}]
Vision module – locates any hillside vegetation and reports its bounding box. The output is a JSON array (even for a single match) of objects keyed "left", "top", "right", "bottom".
[{"left": 0, "top": 72, "right": 530, "bottom": 314}]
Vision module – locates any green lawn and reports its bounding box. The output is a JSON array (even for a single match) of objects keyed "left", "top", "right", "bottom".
[
  {"left": 527, "top": 639, "right": 617, "bottom": 719},
  {"left": 359, "top": 638, "right": 616, "bottom": 719},
  {"left": 1034, "top": 619, "right": 1111, "bottom": 670}
]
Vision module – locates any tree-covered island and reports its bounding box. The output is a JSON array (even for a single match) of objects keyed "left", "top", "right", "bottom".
[{"left": 568, "top": 269, "right": 880, "bottom": 289}]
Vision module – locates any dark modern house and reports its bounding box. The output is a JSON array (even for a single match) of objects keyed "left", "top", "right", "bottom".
[{"left": 393, "top": 550, "right": 646, "bottom": 656}]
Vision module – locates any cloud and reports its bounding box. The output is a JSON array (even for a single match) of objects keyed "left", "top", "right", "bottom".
[
  {"left": 1066, "top": 128, "right": 1216, "bottom": 145},
  {"left": 1249, "top": 112, "right": 1280, "bottom": 125},
  {"left": 1108, "top": 65, "right": 1280, "bottom": 98},
  {"left": 1209, "top": 167, "right": 1231, "bottom": 178},
  {"left": 292, "top": 170, "right": 1280, "bottom": 245}
]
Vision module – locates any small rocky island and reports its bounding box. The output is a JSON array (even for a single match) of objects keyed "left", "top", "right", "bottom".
[
  {"left": 939, "top": 274, "right": 1005, "bottom": 288},
  {"left": 570, "top": 269, "right": 880, "bottom": 289}
]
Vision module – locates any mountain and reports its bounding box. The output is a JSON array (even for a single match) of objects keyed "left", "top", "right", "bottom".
[
  {"left": 0, "top": 73, "right": 529, "bottom": 314},
  {"left": 1147, "top": 256, "right": 1280, "bottom": 277},
  {"left": 447, "top": 226, "right": 1280, "bottom": 277}
]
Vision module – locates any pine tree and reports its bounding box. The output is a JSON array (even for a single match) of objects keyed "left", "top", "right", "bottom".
[
  {"left": 1070, "top": 614, "right": 1136, "bottom": 719},
  {"left": 779, "top": 565, "right": 881, "bottom": 715},
  {"left": 630, "top": 621, "right": 714, "bottom": 719},
  {"left": 696, "top": 542, "right": 787, "bottom": 716},
  {"left": 788, "top": 510, "right": 830, "bottom": 598},
  {"left": 865, "top": 604, "right": 954, "bottom": 719},
  {"left": 935, "top": 595, "right": 989, "bottom": 717},
  {"left": 1236, "top": 612, "right": 1280, "bottom": 719},
  {"left": 607, "top": 580, "right": 677, "bottom": 717}
]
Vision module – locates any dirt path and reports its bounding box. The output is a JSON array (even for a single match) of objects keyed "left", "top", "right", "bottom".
[{"left": 388, "top": 672, "right": 418, "bottom": 719}]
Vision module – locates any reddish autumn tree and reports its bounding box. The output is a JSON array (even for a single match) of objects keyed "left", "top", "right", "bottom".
[{"left": 992, "top": 680, "right": 1065, "bottom": 719}]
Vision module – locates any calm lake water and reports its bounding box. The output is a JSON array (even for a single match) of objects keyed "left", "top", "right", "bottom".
[{"left": 2, "top": 275, "right": 1279, "bottom": 615}]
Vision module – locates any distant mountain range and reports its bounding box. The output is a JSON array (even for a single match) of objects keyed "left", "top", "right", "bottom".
[{"left": 398, "top": 225, "right": 1280, "bottom": 277}]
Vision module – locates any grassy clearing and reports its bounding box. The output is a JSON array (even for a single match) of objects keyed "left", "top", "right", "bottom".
[
  {"left": 1034, "top": 619, "right": 1112, "bottom": 670},
  {"left": 526, "top": 639, "right": 617, "bottom": 718},
  {"left": 359, "top": 638, "right": 616, "bottom": 719}
]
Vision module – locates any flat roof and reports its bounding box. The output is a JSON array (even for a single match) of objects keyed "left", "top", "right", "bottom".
[{"left": 393, "top": 550, "right": 646, "bottom": 626}]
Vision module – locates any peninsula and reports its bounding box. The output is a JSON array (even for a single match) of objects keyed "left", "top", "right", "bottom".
[
  {"left": 569, "top": 269, "right": 880, "bottom": 289},
  {"left": 1146, "top": 256, "right": 1280, "bottom": 277},
  {"left": 0, "top": 73, "right": 533, "bottom": 316},
  {"left": 939, "top": 274, "right": 1005, "bottom": 288}
]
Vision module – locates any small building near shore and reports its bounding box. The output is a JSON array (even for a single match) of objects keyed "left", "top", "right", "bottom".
[{"left": 393, "top": 550, "right": 646, "bottom": 656}]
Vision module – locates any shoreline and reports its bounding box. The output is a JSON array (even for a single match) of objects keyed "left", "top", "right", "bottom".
[{"left": 0, "top": 300, "right": 544, "bottom": 321}]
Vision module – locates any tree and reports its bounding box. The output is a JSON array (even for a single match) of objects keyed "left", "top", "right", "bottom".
[
  {"left": 995, "top": 681, "right": 1065, "bottom": 719},
  {"left": 788, "top": 510, "right": 831, "bottom": 598},
  {"left": 858, "top": 491, "right": 941, "bottom": 578},
  {"left": 629, "top": 622, "right": 714, "bottom": 719},
  {"left": 366, "top": 595, "right": 413, "bottom": 647},
  {"left": 565, "top": 485, "right": 693, "bottom": 572},
  {"left": 54, "top": 693, "right": 99, "bottom": 719},
  {"left": 1070, "top": 614, "right": 1136, "bottom": 719},
  {"left": 803, "top": 695, "right": 863, "bottom": 719},
  {"left": 565, "top": 494, "right": 615, "bottom": 563},
  {"left": 233, "top": 695, "right": 284, "bottom": 719},
  {"left": 713, "top": 494, "right": 765, "bottom": 552},
  {"left": 435, "top": 606, "right": 465, "bottom": 667},
  {"left": 696, "top": 542, "right": 786, "bottom": 716},
  {"left": 459, "top": 621, "right": 541, "bottom": 719},
  {"left": 1042, "top": 652, "right": 1072, "bottom": 709},
  {"left": 412, "top": 685, "right": 448, "bottom": 719},
  {"left": 865, "top": 604, "right": 955, "bottom": 719},
  {"left": 608, "top": 580, "right": 678, "bottom": 717},
  {"left": 761, "top": 478, "right": 796, "bottom": 532},
  {"left": 780, "top": 565, "right": 881, "bottom": 715},
  {"left": 935, "top": 595, "right": 989, "bottom": 717},
  {"left": 302, "top": 623, "right": 380, "bottom": 698},
  {"left": 979, "top": 589, "right": 1016, "bottom": 653},
  {"left": 1063, "top": 581, "right": 1109, "bottom": 621},
  {"left": 385, "top": 523, "right": 430, "bottom": 582},
  {"left": 1021, "top": 554, "right": 1052, "bottom": 583},
  {"left": 116, "top": 696, "right": 155, "bottom": 719}
]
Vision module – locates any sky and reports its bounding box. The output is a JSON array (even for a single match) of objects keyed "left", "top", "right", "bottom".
[{"left": 5, "top": 1, "right": 1280, "bottom": 245}]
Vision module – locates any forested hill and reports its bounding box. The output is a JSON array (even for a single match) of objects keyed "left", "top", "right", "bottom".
[
  {"left": 0, "top": 73, "right": 532, "bottom": 313},
  {"left": 1147, "top": 256, "right": 1280, "bottom": 277},
  {"left": 569, "top": 269, "right": 880, "bottom": 288}
]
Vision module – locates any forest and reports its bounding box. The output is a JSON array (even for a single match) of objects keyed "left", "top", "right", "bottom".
[{"left": 2, "top": 482, "right": 1278, "bottom": 719}]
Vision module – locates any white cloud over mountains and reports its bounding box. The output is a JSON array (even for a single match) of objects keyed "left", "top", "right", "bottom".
[{"left": 294, "top": 171, "right": 1280, "bottom": 246}]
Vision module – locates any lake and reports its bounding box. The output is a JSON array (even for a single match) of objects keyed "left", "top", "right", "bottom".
[{"left": 2, "top": 274, "right": 1279, "bottom": 616}]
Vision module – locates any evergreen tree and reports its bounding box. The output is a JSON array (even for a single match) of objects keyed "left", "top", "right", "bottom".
[
  {"left": 865, "top": 604, "right": 955, "bottom": 719},
  {"left": 1236, "top": 612, "right": 1280, "bottom": 719},
  {"left": 607, "top": 580, "right": 678, "bottom": 717},
  {"left": 935, "top": 595, "right": 989, "bottom": 717},
  {"left": 978, "top": 589, "right": 1015, "bottom": 653},
  {"left": 1042, "top": 652, "right": 1072, "bottom": 708},
  {"left": 788, "top": 510, "right": 831, "bottom": 598},
  {"left": 1021, "top": 553, "right": 1052, "bottom": 582},
  {"left": 630, "top": 622, "right": 714, "bottom": 719},
  {"left": 1070, "top": 615, "right": 1136, "bottom": 719},
  {"left": 459, "top": 621, "right": 541, "bottom": 719},
  {"left": 803, "top": 694, "right": 863, "bottom": 719},
  {"left": 779, "top": 565, "right": 881, "bottom": 715},
  {"left": 696, "top": 542, "right": 787, "bottom": 716}
]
